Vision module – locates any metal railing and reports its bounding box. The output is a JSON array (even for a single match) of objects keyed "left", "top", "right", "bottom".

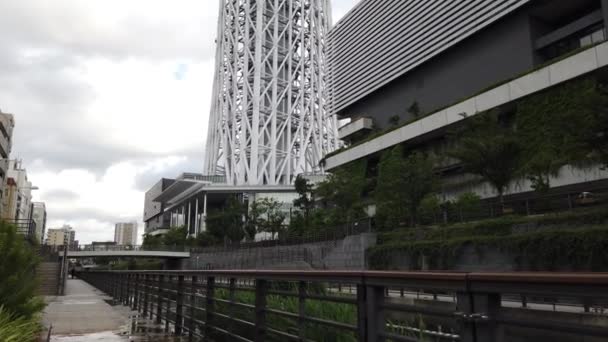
[
  {"left": 78, "top": 270, "right": 608, "bottom": 341},
  {"left": 423, "top": 186, "right": 608, "bottom": 226},
  {"left": 9, "top": 218, "right": 36, "bottom": 240}
]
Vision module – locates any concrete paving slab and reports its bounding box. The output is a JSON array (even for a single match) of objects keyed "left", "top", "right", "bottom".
[{"left": 42, "top": 279, "right": 131, "bottom": 337}]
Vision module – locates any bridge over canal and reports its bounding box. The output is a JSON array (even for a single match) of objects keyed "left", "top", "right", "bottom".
[{"left": 66, "top": 246, "right": 190, "bottom": 259}]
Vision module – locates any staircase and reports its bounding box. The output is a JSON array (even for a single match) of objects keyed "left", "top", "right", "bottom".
[{"left": 37, "top": 262, "right": 61, "bottom": 296}]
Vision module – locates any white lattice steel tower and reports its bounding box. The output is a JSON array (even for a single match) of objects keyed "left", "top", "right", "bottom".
[{"left": 204, "top": 0, "right": 339, "bottom": 186}]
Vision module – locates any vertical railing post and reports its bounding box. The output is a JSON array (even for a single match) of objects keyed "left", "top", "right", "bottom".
[
  {"left": 164, "top": 276, "right": 172, "bottom": 333},
  {"left": 471, "top": 293, "right": 500, "bottom": 341},
  {"left": 229, "top": 278, "right": 236, "bottom": 334},
  {"left": 356, "top": 284, "right": 367, "bottom": 342},
  {"left": 457, "top": 291, "right": 475, "bottom": 342},
  {"left": 254, "top": 279, "right": 268, "bottom": 342},
  {"left": 298, "top": 281, "right": 307, "bottom": 340},
  {"left": 143, "top": 274, "right": 149, "bottom": 318},
  {"left": 120, "top": 274, "right": 126, "bottom": 304},
  {"left": 133, "top": 274, "right": 140, "bottom": 311},
  {"left": 156, "top": 275, "right": 165, "bottom": 325},
  {"left": 116, "top": 274, "right": 122, "bottom": 303},
  {"left": 116, "top": 274, "right": 121, "bottom": 302},
  {"left": 124, "top": 274, "right": 129, "bottom": 306},
  {"left": 130, "top": 273, "right": 135, "bottom": 307},
  {"left": 113, "top": 274, "right": 119, "bottom": 301},
  {"left": 175, "top": 275, "right": 185, "bottom": 336},
  {"left": 188, "top": 276, "right": 198, "bottom": 341},
  {"left": 125, "top": 274, "right": 131, "bottom": 306},
  {"left": 366, "top": 285, "right": 386, "bottom": 342},
  {"left": 205, "top": 277, "right": 215, "bottom": 339}
]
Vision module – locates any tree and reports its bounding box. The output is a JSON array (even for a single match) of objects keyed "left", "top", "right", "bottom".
[
  {"left": 401, "top": 151, "right": 438, "bottom": 226},
  {"left": 449, "top": 111, "right": 523, "bottom": 207},
  {"left": 287, "top": 211, "right": 306, "bottom": 237},
  {"left": 569, "top": 79, "right": 608, "bottom": 168},
  {"left": 376, "top": 146, "right": 437, "bottom": 228},
  {"left": 516, "top": 78, "right": 597, "bottom": 194},
  {"left": 513, "top": 78, "right": 608, "bottom": 194},
  {"left": 246, "top": 199, "right": 264, "bottom": 240},
  {"left": 142, "top": 234, "right": 163, "bottom": 248},
  {"left": 254, "top": 198, "right": 287, "bottom": 239},
  {"left": 315, "top": 160, "right": 367, "bottom": 226},
  {"left": 162, "top": 226, "right": 188, "bottom": 247},
  {"left": 293, "top": 175, "right": 315, "bottom": 228},
  {"left": 194, "top": 232, "right": 218, "bottom": 248},
  {"left": 0, "top": 222, "right": 45, "bottom": 319},
  {"left": 207, "top": 197, "right": 247, "bottom": 244},
  {"left": 454, "top": 192, "right": 482, "bottom": 222},
  {"left": 375, "top": 146, "right": 409, "bottom": 228},
  {"left": 419, "top": 194, "right": 441, "bottom": 225}
]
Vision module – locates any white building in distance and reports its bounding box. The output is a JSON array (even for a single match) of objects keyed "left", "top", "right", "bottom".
[{"left": 114, "top": 222, "right": 138, "bottom": 246}]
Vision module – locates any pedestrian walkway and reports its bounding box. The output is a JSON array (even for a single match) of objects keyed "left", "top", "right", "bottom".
[{"left": 42, "top": 279, "right": 131, "bottom": 337}]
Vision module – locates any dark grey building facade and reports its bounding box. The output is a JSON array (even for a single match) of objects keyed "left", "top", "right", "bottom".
[
  {"left": 329, "top": 0, "right": 606, "bottom": 129},
  {"left": 325, "top": 0, "right": 608, "bottom": 206},
  {"left": 143, "top": 178, "right": 175, "bottom": 235}
]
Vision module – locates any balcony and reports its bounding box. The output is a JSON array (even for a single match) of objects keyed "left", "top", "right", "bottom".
[{"left": 338, "top": 117, "right": 374, "bottom": 142}]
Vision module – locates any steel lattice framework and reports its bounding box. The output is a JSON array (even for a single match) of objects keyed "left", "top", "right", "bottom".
[{"left": 204, "top": 0, "right": 339, "bottom": 186}]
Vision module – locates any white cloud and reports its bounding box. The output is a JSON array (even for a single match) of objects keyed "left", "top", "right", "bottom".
[
  {"left": 0, "top": 0, "right": 219, "bottom": 61},
  {"left": 3, "top": 0, "right": 360, "bottom": 245},
  {"left": 32, "top": 156, "right": 189, "bottom": 244},
  {"left": 84, "top": 58, "right": 212, "bottom": 154}
]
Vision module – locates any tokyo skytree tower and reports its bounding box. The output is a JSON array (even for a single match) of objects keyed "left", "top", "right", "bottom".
[{"left": 203, "top": 0, "right": 339, "bottom": 186}]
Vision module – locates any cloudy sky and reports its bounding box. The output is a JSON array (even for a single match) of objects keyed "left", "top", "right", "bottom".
[{"left": 0, "top": 0, "right": 359, "bottom": 244}]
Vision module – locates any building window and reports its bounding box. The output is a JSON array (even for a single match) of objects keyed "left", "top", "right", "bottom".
[
  {"left": 541, "top": 25, "right": 605, "bottom": 61},
  {"left": 580, "top": 28, "right": 605, "bottom": 47}
]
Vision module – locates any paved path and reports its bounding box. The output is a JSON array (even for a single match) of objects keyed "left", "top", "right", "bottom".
[{"left": 42, "top": 279, "right": 132, "bottom": 336}]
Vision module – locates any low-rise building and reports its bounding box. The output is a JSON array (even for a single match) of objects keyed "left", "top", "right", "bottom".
[
  {"left": 147, "top": 173, "right": 296, "bottom": 238},
  {"left": 46, "top": 225, "right": 75, "bottom": 247}
]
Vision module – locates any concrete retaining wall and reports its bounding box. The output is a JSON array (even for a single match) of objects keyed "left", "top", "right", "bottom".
[{"left": 183, "top": 233, "right": 377, "bottom": 270}]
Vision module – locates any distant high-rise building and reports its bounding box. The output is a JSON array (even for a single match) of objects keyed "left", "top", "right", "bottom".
[
  {"left": 46, "top": 225, "right": 75, "bottom": 247},
  {"left": 204, "top": 0, "right": 339, "bottom": 185},
  {"left": 31, "top": 202, "right": 47, "bottom": 244},
  {"left": 114, "top": 222, "right": 138, "bottom": 246}
]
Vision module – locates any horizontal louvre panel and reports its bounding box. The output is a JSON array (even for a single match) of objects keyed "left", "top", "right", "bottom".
[{"left": 328, "top": 0, "right": 531, "bottom": 114}]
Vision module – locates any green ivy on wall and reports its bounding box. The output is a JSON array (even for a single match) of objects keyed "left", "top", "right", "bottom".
[
  {"left": 369, "top": 206, "right": 608, "bottom": 271},
  {"left": 516, "top": 77, "right": 608, "bottom": 190}
]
